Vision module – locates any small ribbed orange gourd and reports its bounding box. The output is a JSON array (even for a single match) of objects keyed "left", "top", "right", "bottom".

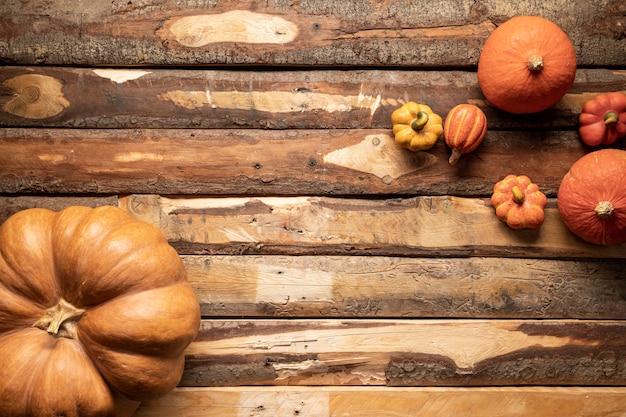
[{"left": 443, "top": 104, "right": 487, "bottom": 165}]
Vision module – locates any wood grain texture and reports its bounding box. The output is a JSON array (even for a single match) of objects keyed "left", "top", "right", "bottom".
[
  {"left": 1, "top": 127, "right": 615, "bottom": 197},
  {"left": 1, "top": 1, "right": 626, "bottom": 414},
  {"left": 180, "top": 319, "right": 626, "bottom": 386},
  {"left": 119, "top": 194, "right": 626, "bottom": 258},
  {"left": 1, "top": 0, "right": 624, "bottom": 67},
  {"left": 134, "top": 386, "right": 626, "bottom": 417},
  {"left": 184, "top": 255, "right": 626, "bottom": 319},
  {"left": 1, "top": 66, "right": 624, "bottom": 129}
]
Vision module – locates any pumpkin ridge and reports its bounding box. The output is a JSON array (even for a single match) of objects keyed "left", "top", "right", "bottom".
[{"left": 0, "top": 205, "right": 199, "bottom": 414}]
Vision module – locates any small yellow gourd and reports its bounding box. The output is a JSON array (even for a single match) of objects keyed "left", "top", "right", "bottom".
[{"left": 391, "top": 102, "right": 443, "bottom": 151}]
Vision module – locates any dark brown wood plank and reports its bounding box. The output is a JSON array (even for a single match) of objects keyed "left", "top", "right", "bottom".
[
  {"left": 0, "top": 195, "right": 118, "bottom": 225},
  {"left": 0, "top": 127, "right": 610, "bottom": 197},
  {"left": 1, "top": 1, "right": 624, "bottom": 67},
  {"left": 120, "top": 195, "right": 626, "bottom": 259},
  {"left": 135, "top": 386, "right": 626, "bottom": 417},
  {"left": 184, "top": 255, "right": 626, "bottom": 319},
  {"left": 180, "top": 319, "right": 626, "bottom": 386},
  {"left": 1, "top": 67, "right": 624, "bottom": 129}
]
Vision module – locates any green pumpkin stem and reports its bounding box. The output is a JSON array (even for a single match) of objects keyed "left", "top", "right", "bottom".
[
  {"left": 604, "top": 111, "right": 619, "bottom": 127},
  {"left": 411, "top": 111, "right": 429, "bottom": 131},
  {"left": 511, "top": 186, "right": 525, "bottom": 204}
]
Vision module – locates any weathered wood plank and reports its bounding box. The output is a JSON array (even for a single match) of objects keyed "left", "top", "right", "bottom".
[
  {"left": 181, "top": 319, "right": 626, "bottom": 386},
  {"left": 0, "top": 195, "right": 118, "bottom": 224},
  {"left": 1, "top": 66, "right": 624, "bottom": 129},
  {"left": 119, "top": 194, "right": 626, "bottom": 259},
  {"left": 135, "top": 386, "right": 626, "bottom": 417},
  {"left": 1, "top": 1, "right": 624, "bottom": 67},
  {"left": 0, "top": 127, "right": 613, "bottom": 197},
  {"left": 184, "top": 255, "right": 626, "bottom": 319}
]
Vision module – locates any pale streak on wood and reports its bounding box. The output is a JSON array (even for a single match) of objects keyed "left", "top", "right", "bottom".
[
  {"left": 37, "top": 153, "right": 69, "bottom": 163},
  {"left": 158, "top": 196, "right": 313, "bottom": 214},
  {"left": 133, "top": 386, "right": 626, "bottom": 417},
  {"left": 114, "top": 152, "right": 167, "bottom": 162},
  {"left": 271, "top": 357, "right": 379, "bottom": 383},
  {"left": 255, "top": 263, "right": 333, "bottom": 305},
  {"left": 92, "top": 69, "right": 152, "bottom": 84},
  {"left": 323, "top": 134, "right": 427, "bottom": 179},
  {"left": 2, "top": 74, "right": 69, "bottom": 119},
  {"left": 159, "top": 89, "right": 383, "bottom": 115},
  {"left": 165, "top": 11, "right": 299, "bottom": 47},
  {"left": 236, "top": 388, "right": 330, "bottom": 417},
  {"left": 187, "top": 320, "right": 577, "bottom": 371}
]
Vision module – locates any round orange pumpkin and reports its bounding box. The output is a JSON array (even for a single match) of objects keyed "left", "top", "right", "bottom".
[
  {"left": 443, "top": 104, "right": 488, "bottom": 165},
  {"left": 557, "top": 149, "right": 626, "bottom": 245},
  {"left": 0, "top": 205, "right": 201, "bottom": 417},
  {"left": 477, "top": 16, "right": 577, "bottom": 114}
]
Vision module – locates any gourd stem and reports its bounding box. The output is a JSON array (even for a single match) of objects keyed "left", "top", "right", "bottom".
[
  {"left": 595, "top": 201, "right": 614, "bottom": 218},
  {"left": 449, "top": 149, "right": 463, "bottom": 165},
  {"left": 32, "top": 298, "right": 85, "bottom": 339},
  {"left": 604, "top": 111, "right": 619, "bottom": 126},
  {"left": 527, "top": 55, "right": 544, "bottom": 71},
  {"left": 511, "top": 186, "right": 525, "bottom": 204},
  {"left": 411, "top": 111, "right": 429, "bottom": 131}
]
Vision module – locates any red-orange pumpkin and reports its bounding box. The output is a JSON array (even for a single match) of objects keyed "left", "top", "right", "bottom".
[
  {"left": 557, "top": 149, "right": 626, "bottom": 245},
  {"left": 443, "top": 104, "right": 488, "bottom": 165},
  {"left": 477, "top": 16, "right": 577, "bottom": 114},
  {"left": 578, "top": 92, "right": 626, "bottom": 146},
  {"left": 0, "top": 205, "right": 201, "bottom": 417}
]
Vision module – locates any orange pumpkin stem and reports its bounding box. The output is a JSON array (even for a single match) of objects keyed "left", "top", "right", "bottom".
[
  {"left": 527, "top": 55, "right": 544, "bottom": 71},
  {"left": 32, "top": 298, "right": 85, "bottom": 339},
  {"left": 604, "top": 111, "right": 619, "bottom": 127},
  {"left": 511, "top": 185, "right": 525, "bottom": 204},
  {"left": 411, "top": 111, "right": 429, "bottom": 131},
  {"left": 594, "top": 201, "right": 614, "bottom": 219}
]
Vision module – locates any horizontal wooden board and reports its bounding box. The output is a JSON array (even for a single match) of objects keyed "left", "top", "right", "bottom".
[
  {"left": 119, "top": 194, "right": 626, "bottom": 259},
  {"left": 1, "top": 1, "right": 624, "bottom": 67},
  {"left": 1, "top": 67, "right": 624, "bottom": 129},
  {"left": 184, "top": 255, "right": 626, "bottom": 319},
  {"left": 181, "top": 319, "right": 626, "bottom": 386},
  {"left": 135, "top": 386, "right": 626, "bottom": 417},
  {"left": 0, "top": 127, "right": 610, "bottom": 197}
]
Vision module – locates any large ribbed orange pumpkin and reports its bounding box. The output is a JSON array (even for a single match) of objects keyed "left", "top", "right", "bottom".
[
  {"left": 0, "top": 205, "right": 201, "bottom": 417},
  {"left": 477, "top": 16, "right": 577, "bottom": 114}
]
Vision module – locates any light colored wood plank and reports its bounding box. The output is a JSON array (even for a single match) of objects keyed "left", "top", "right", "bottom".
[
  {"left": 1, "top": 66, "right": 624, "bottom": 129},
  {"left": 181, "top": 319, "right": 626, "bottom": 386},
  {"left": 1, "top": 1, "right": 624, "bottom": 67},
  {"left": 184, "top": 255, "right": 626, "bottom": 319},
  {"left": 120, "top": 194, "right": 626, "bottom": 259},
  {"left": 134, "top": 386, "right": 626, "bottom": 417},
  {"left": 0, "top": 127, "right": 592, "bottom": 196}
]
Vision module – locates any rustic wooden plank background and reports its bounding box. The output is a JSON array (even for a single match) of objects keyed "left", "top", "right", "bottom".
[{"left": 1, "top": 0, "right": 626, "bottom": 415}]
